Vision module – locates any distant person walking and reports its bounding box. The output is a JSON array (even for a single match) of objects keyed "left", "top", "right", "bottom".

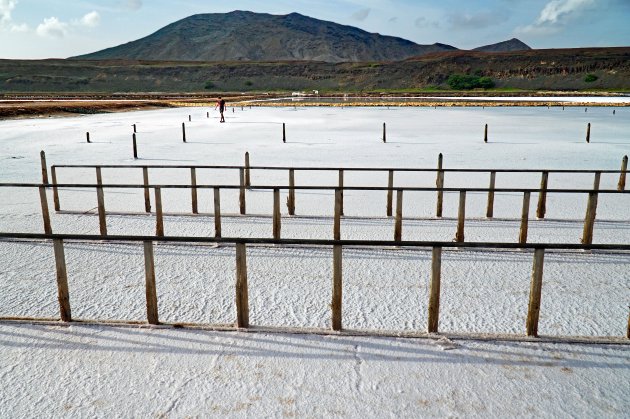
[{"left": 215, "top": 96, "right": 227, "bottom": 123}]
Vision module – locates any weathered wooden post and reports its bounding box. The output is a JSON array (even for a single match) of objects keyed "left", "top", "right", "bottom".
[
  {"left": 143, "top": 240, "right": 159, "bottom": 325},
  {"left": 382, "top": 122, "right": 386, "bottom": 143},
  {"left": 133, "top": 124, "right": 137, "bottom": 133},
  {"left": 239, "top": 168, "right": 246, "bottom": 215},
  {"left": 207, "top": 111, "right": 209, "bottom": 119},
  {"left": 40, "top": 151, "right": 49, "bottom": 184},
  {"left": 486, "top": 171, "right": 496, "bottom": 218},
  {"left": 188, "top": 115, "right": 191, "bottom": 122},
  {"left": 39, "top": 186, "right": 52, "bottom": 234},
  {"left": 484, "top": 124, "right": 488, "bottom": 143},
  {"left": 455, "top": 191, "right": 466, "bottom": 242},
  {"left": 536, "top": 171, "right": 549, "bottom": 219},
  {"left": 526, "top": 248, "right": 545, "bottom": 337},
  {"left": 214, "top": 187, "right": 222, "bottom": 238},
  {"left": 282, "top": 123, "right": 286, "bottom": 143},
  {"left": 86, "top": 132, "right": 91, "bottom": 143},
  {"left": 155, "top": 187, "right": 164, "bottom": 236},
  {"left": 244, "top": 152, "right": 251, "bottom": 188},
  {"left": 273, "top": 188, "right": 281, "bottom": 239},
  {"left": 586, "top": 123, "right": 591, "bottom": 143},
  {"left": 436, "top": 154, "right": 444, "bottom": 217},
  {"left": 519, "top": 192, "right": 531, "bottom": 244},
  {"left": 287, "top": 169, "right": 296, "bottom": 215},
  {"left": 190, "top": 168, "right": 198, "bottom": 214},
  {"left": 618, "top": 155, "right": 628, "bottom": 191},
  {"left": 132, "top": 133, "right": 138, "bottom": 159},
  {"left": 96, "top": 167, "right": 107, "bottom": 236},
  {"left": 334, "top": 189, "right": 342, "bottom": 240},
  {"left": 332, "top": 244, "right": 343, "bottom": 331},
  {"left": 386, "top": 170, "right": 394, "bottom": 217},
  {"left": 143, "top": 167, "right": 151, "bottom": 213},
  {"left": 581, "top": 191, "right": 599, "bottom": 245},
  {"left": 235, "top": 243, "right": 249, "bottom": 328},
  {"left": 338, "top": 170, "right": 344, "bottom": 216},
  {"left": 51, "top": 166, "right": 60, "bottom": 211},
  {"left": 182, "top": 122, "right": 186, "bottom": 143},
  {"left": 53, "top": 239, "right": 72, "bottom": 322},
  {"left": 427, "top": 246, "right": 442, "bottom": 333},
  {"left": 394, "top": 189, "right": 403, "bottom": 242}
]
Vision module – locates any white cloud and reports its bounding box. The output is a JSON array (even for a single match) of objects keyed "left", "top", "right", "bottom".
[
  {"left": 0, "top": 0, "right": 26, "bottom": 32},
  {"left": 517, "top": 0, "right": 596, "bottom": 35},
  {"left": 79, "top": 11, "right": 100, "bottom": 27},
  {"left": 36, "top": 17, "right": 68, "bottom": 38}
]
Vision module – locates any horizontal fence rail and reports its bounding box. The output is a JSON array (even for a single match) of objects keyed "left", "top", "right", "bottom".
[
  {"left": 0, "top": 232, "right": 628, "bottom": 341},
  {"left": 2, "top": 181, "right": 629, "bottom": 245}
]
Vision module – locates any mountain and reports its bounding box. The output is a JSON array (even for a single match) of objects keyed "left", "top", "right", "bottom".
[
  {"left": 72, "top": 11, "right": 458, "bottom": 62},
  {"left": 473, "top": 38, "right": 531, "bottom": 53}
]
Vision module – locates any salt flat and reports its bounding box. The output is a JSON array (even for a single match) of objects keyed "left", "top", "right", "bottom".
[{"left": 0, "top": 105, "right": 629, "bottom": 417}]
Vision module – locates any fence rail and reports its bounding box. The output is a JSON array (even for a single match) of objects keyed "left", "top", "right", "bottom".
[
  {"left": 0, "top": 232, "right": 628, "bottom": 340},
  {"left": 2, "top": 180, "right": 629, "bottom": 245}
]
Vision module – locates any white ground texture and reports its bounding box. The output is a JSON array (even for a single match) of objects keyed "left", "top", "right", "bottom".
[{"left": 1, "top": 103, "right": 629, "bottom": 417}]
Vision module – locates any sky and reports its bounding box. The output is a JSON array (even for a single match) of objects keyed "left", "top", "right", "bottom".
[{"left": 0, "top": 0, "right": 628, "bottom": 59}]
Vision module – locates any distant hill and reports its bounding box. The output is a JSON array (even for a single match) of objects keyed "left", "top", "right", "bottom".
[
  {"left": 473, "top": 38, "right": 531, "bottom": 52},
  {"left": 72, "top": 11, "right": 458, "bottom": 62}
]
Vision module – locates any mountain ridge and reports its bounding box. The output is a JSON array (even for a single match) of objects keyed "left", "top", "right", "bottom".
[{"left": 72, "top": 11, "right": 529, "bottom": 62}]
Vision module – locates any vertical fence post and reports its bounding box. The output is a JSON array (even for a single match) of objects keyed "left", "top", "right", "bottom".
[
  {"left": 455, "top": 191, "right": 466, "bottom": 242},
  {"left": 133, "top": 123, "right": 137, "bottom": 133},
  {"left": 618, "top": 155, "right": 628, "bottom": 191},
  {"left": 39, "top": 186, "right": 52, "bottom": 234},
  {"left": 143, "top": 167, "right": 151, "bottom": 213},
  {"left": 282, "top": 123, "right": 286, "bottom": 143},
  {"left": 536, "top": 171, "right": 549, "bottom": 219},
  {"left": 51, "top": 166, "right": 60, "bottom": 211},
  {"left": 581, "top": 191, "right": 598, "bottom": 245},
  {"left": 382, "top": 122, "right": 386, "bottom": 143},
  {"left": 273, "top": 188, "right": 281, "bottom": 239},
  {"left": 332, "top": 244, "right": 343, "bottom": 331},
  {"left": 86, "top": 132, "right": 91, "bottom": 143},
  {"left": 188, "top": 115, "right": 191, "bottom": 122},
  {"left": 190, "top": 168, "right": 198, "bottom": 214},
  {"left": 96, "top": 167, "right": 107, "bottom": 236},
  {"left": 213, "top": 187, "right": 222, "bottom": 238},
  {"left": 239, "top": 168, "right": 246, "bottom": 215},
  {"left": 235, "top": 243, "right": 249, "bottom": 328},
  {"left": 386, "top": 170, "right": 394, "bottom": 217},
  {"left": 182, "top": 122, "right": 186, "bottom": 143},
  {"left": 486, "top": 171, "right": 496, "bottom": 218},
  {"left": 436, "top": 154, "right": 444, "bottom": 218},
  {"left": 427, "top": 246, "right": 442, "bottom": 333},
  {"left": 526, "top": 248, "right": 545, "bottom": 337},
  {"left": 338, "top": 169, "right": 344, "bottom": 216},
  {"left": 592, "top": 171, "right": 601, "bottom": 191},
  {"left": 155, "top": 187, "right": 164, "bottom": 237},
  {"left": 484, "top": 124, "right": 488, "bottom": 143},
  {"left": 53, "top": 239, "right": 71, "bottom": 322},
  {"left": 40, "top": 151, "right": 49, "bottom": 184},
  {"left": 334, "top": 189, "right": 342, "bottom": 240},
  {"left": 132, "top": 133, "right": 138, "bottom": 159},
  {"left": 394, "top": 189, "right": 403, "bottom": 242},
  {"left": 143, "top": 241, "right": 159, "bottom": 325},
  {"left": 519, "top": 192, "right": 531, "bottom": 245},
  {"left": 287, "top": 169, "right": 296, "bottom": 215},
  {"left": 586, "top": 123, "right": 591, "bottom": 143},
  {"left": 245, "top": 152, "right": 251, "bottom": 188}
]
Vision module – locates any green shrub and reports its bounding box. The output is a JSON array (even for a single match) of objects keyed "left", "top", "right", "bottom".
[
  {"left": 204, "top": 81, "right": 215, "bottom": 89},
  {"left": 584, "top": 74, "right": 598, "bottom": 83},
  {"left": 244, "top": 80, "right": 253, "bottom": 87},
  {"left": 447, "top": 74, "right": 495, "bottom": 90}
]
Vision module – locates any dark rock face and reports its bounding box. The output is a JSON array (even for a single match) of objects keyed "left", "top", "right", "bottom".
[
  {"left": 473, "top": 38, "right": 531, "bottom": 53},
  {"left": 72, "top": 11, "right": 457, "bottom": 62}
]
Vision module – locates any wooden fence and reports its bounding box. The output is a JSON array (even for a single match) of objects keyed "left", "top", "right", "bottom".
[
  {"left": 0, "top": 232, "right": 628, "bottom": 341},
  {"left": 2, "top": 181, "right": 629, "bottom": 245}
]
